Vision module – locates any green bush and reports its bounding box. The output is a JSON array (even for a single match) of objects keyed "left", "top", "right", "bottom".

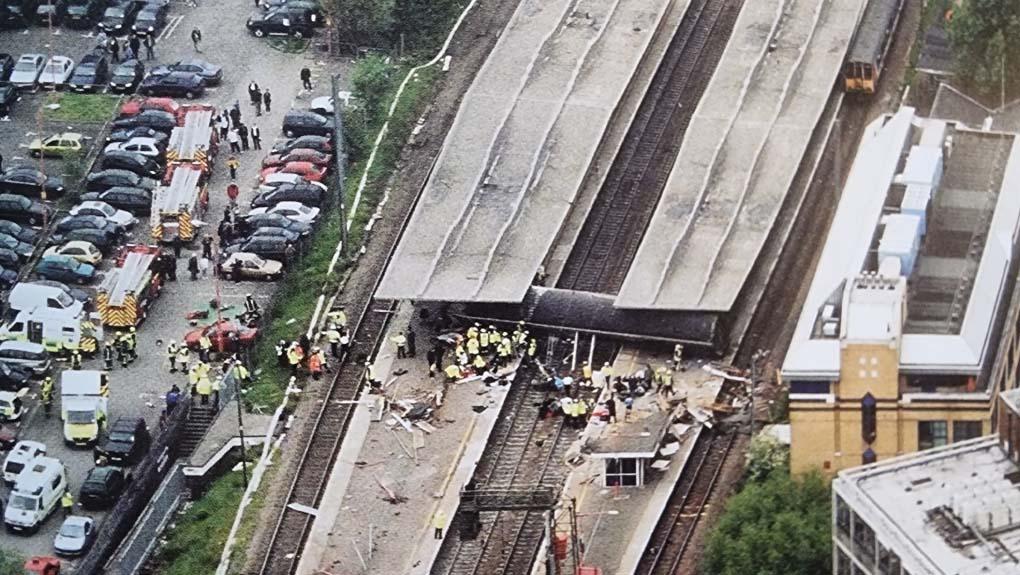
[
  {"left": 744, "top": 433, "right": 789, "bottom": 484},
  {"left": 949, "top": 0, "right": 1020, "bottom": 98}
]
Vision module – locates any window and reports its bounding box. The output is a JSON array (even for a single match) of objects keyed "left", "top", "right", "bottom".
[
  {"left": 918, "top": 421, "right": 948, "bottom": 450},
  {"left": 861, "top": 393, "right": 877, "bottom": 443},
  {"left": 878, "top": 543, "right": 901, "bottom": 574},
  {"left": 605, "top": 458, "right": 639, "bottom": 487},
  {"left": 836, "top": 548, "right": 852, "bottom": 575},
  {"left": 953, "top": 421, "right": 983, "bottom": 443},
  {"left": 836, "top": 495, "right": 852, "bottom": 543},
  {"left": 852, "top": 512, "right": 876, "bottom": 566}
]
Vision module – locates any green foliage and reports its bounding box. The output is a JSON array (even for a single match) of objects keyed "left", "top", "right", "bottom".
[
  {"left": 744, "top": 433, "right": 789, "bottom": 484},
  {"left": 43, "top": 93, "right": 121, "bottom": 123},
  {"left": 393, "top": 0, "right": 467, "bottom": 56},
  {"left": 949, "top": 0, "right": 1020, "bottom": 98},
  {"left": 325, "top": 0, "right": 395, "bottom": 49},
  {"left": 0, "top": 548, "right": 24, "bottom": 575},
  {"left": 351, "top": 55, "right": 396, "bottom": 119},
  {"left": 702, "top": 471, "right": 831, "bottom": 575}
]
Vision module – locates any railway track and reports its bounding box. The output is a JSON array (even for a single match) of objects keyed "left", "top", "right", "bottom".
[
  {"left": 634, "top": 430, "right": 736, "bottom": 575},
  {"left": 556, "top": 0, "right": 743, "bottom": 294},
  {"left": 258, "top": 297, "right": 395, "bottom": 574}
]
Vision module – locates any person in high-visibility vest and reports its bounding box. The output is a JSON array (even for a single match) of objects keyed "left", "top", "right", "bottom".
[
  {"left": 196, "top": 373, "right": 212, "bottom": 405},
  {"left": 325, "top": 323, "right": 342, "bottom": 357},
  {"left": 188, "top": 364, "right": 200, "bottom": 396},
  {"left": 41, "top": 377, "right": 53, "bottom": 417},
  {"left": 528, "top": 338, "right": 537, "bottom": 360},
  {"left": 287, "top": 342, "right": 303, "bottom": 375},
  {"left": 167, "top": 341, "right": 179, "bottom": 373},
  {"left": 309, "top": 347, "right": 325, "bottom": 380},
  {"left": 70, "top": 350, "right": 82, "bottom": 370},
  {"left": 61, "top": 490, "right": 74, "bottom": 516},
  {"left": 582, "top": 361, "right": 592, "bottom": 383},
  {"left": 327, "top": 307, "right": 347, "bottom": 329},
  {"left": 433, "top": 510, "right": 446, "bottom": 540},
  {"left": 466, "top": 323, "right": 479, "bottom": 340},
  {"left": 199, "top": 334, "right": 213, "bottom": 362},
  {"left": 444, "top": 364, "right": 462, "bottom": 381},
  {"left": 103, "top": 341, "right": 115, "bottom": 370},
  {"left": 391, "top": 331, "right": 407, "bottom": 359},
  {"left": 466, "top": 337, "right": 479, "bottom": 357},
  {"left": 211, "top": 376, "right": 221, "bottom": 408},
  {"left": 479, "top": 329, "right": 489, "bottom": 352},
  {"left": 177, "top": 346, "right": 190, "bottom": 375},
  {"left": 472, "top": 354, "right": 486, "bottom": 373}
]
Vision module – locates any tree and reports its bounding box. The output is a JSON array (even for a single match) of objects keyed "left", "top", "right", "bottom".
[
  {"left": 325, "top": 0, "right": 394, "bottom": 49},
  {"left": 948, "top": 0, "right": 1020, "bottom": 100},
  {"left": 701, "top": 471, "right": 831, "bottom": 575},
  {"left": 351, "top": 55, "right": 395, "bottom": 119},
  {"left": 744, "top": 433, "right": 789, "bottom": 484},
  {"left": 393, "top": 0, "right": 464, "bottom": 56}
]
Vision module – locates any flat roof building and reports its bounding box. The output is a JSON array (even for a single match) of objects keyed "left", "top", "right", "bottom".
[{"left": 782, "top": 107, "right": 1020, "bottom": 474}]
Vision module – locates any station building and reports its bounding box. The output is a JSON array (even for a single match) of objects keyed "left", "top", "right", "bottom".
[{"left": 782, "top": 107, "right": 1020, "bottom": 475}]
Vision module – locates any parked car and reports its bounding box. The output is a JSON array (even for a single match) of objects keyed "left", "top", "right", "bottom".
[
  {"left": 106, "top": 125, "right": 167, "bottom": 147},
  {"left": 79, "top": 466, "right": 127, "bottom": 510},
  {"left": 231, "top": 226, "right": 302, "bottom": 246},
  {"left": 0, "top": 390, "right": 24, "bottom": 421},
  {"left": 67, "top": 53, "right": 109, "bottom": 92},
  {"left": 80, "top": 187, "right": 151, "bottom": 216},
  {"left": 33, "top": 0, "right": 66, "bottom": 25},
  {"left": 69, "top": 200, "right": 136, "bottom": 230},
  {"left": 34, "top": 254, "right": 95, "bottom": 284},
  {"left": 282, "top": 110, "right": 332, "bottom": 138},
  {"left": 151, "top": 59, "right": 222, "bottom": 85},
  {"left": 0, "top": 81, "right": 16, "bottom": 116},
  {"left": 8, "top": 54, "right": 45, "bottom": 89},
  {"left": 111, "top": 109, "right": 177, "bottom": 133},
  {"left": 0, "top": 248, "right": 18, "bottom": 269},
  {"left": 0, "top": 232, "right": 34, "bottom": 259},
  {"left": 54, "top": 214, "right": 123, "bottom": 238},
  {"left": 43, "top": 240, "right": 102, "bottom": 265},
  {"left": 0, "top": 267, "right": 17, "bottom": 289},
  {"left": 98, "top": 150, "right": 161, "bottom": 179},
  {"left": 29, "top": 279, "right": 91, "bottom": 305},
  {"left": 28, "top": 132, "right": 84, "bottom": 158},
  {"left": 93, "top": 416, "right": 150, "bottom": 465},
  {"left": 246, "top": 9, "right": 313, "bottom": 38},
  {"left": 0, "top": 167, "right": 65, "bottom": 198},
  {"left": 240, "top": 212, "right": 311, "bottom": 236},
  {"left": 47, "top": 228, "right": 116, "bottom": 253},
  {"left": 63, "top": 0, "right": 103, "bottom": 28},
  {"left": 0, "top": 362, "right": 31, "bottom": 392},
  {"left": 270, "top": 134, "right": 331, "bottom": 155},
  {"left": 250, "top": 183, "right": 324, "bottom": 208},
  {"left": 217, "top": 252, "right": 283, "bottom": 281},
  {"left": 0, "top": 0, "right": 33, "bottom": 29},
  {"left": 137, "top": 71, "right": 204, "bottom": 99},
  {"left": 259, "top": 161, "right": 327, "bottom": 183},
  {"left": 118, "top": 95, "right": 179, "bottom": 119},
  {"left": 104, "top": 136, "right": 164, "bottom": 158},
  {"left": 0, "top": 220, "right": 39, "bottom": 243},
  {"left": 131, "top": 0, "right": 166, "bottom": 36},
  {"left": 97, "top": 0, "right": 141, "bottom": 34},
  {"left": 108, "top": 58, "right": 144, "bottom": 93},
  {"left": 85, "top": 169, "right": 157, "bottom": 193},
  {"left": 309, "top": 95, "right": 333, "bottom": 116},
  {"left": 248, "top": 201, "right": 320, "bottom": 224},
  {"left": 0, "top": 54, "right": 14, "bottom": 80},
  {"left": 259, "top": 172, "right": 327, "bottom": 192},
  {"left": 54, "top": 515, "right": 96, "bottom": 557},
  {"left": 37, "top": 55, "right": 73, "bottom": 88},
  {"left": 0, "top": 194, "right": 50, "bottom": 226},
  {"left": 222, "top": 236, "right": 294, "bottom": 264},
  {"left": 262, "top": 148, "right": 331, "bottom": 169},
  {"left": 184, "top": 319, "right": 258, "bottom": 352}
]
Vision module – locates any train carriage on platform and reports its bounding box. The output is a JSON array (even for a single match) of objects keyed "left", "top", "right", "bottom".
[{"left": 843, "top": 0, "right": 906, "bottom": 94}]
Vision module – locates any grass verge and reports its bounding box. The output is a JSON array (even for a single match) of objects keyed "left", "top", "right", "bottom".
[
  {"left": 42, "top": 92, "right": 121, "bottom": 123},
  {"left": 227, "top": 447, "right": 282, "bottom": 575}
]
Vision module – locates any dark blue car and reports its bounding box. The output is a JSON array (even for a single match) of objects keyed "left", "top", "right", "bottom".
[{"left": 34, "top": 255, "right": 95, "bottom": 284}]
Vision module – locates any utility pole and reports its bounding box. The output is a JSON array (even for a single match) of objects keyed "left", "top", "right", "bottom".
[
  {"left": 331, "top": 73, "right": 349, "bottom": 257},
  {"left": 233, "top": 371, "right": 248, "bottom": 488}
]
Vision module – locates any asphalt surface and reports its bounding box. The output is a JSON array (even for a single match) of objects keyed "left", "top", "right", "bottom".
[{"left": 0, "top": 0, "right": 352, "bottom": 563}]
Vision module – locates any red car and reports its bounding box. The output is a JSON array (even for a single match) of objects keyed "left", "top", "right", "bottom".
[
  {"left": 260, "top": 161, "right": 328, "bottom": 183},
  {"left": 184, "top": 320, "right": 259, "bottom": 352},
  {"left": 118, "top": 97, "right": 184, "bottom": 124},
  {"left": 261, "top": 149, "right": 332, "bottom": 170}
]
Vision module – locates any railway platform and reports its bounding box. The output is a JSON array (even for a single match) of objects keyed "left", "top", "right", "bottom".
[
  {"left": 296, "top": 303, "right": 519, "bottom": 575},
  {"left": 532, "top": 347, "right": 724, "bottom": 575}
]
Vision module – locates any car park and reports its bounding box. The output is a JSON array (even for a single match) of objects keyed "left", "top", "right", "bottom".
[
  {"left": 67, "top": 53, "right": 109, "bottom": 92},
  {"left": 138, "top": 71, "right": 205, "bottom": 99},
  {"left": 250, "top": 183, "right": 324, "bottom": 208},
  {"left": 246, "top": 9, "right": 313, "bottom": 38},
  {"left": 262, "top": 148, "right": 331, "bottom": 169},
  {"left": 0, "top": 194, "right": 51, "bottom": 225},
  {"left": 48, "top": 228, "right": 116, "bottom": 253},
  {"left": 0, "top": 233, "right": 33, "bottom": 259},
  {"left": 260, "top": 161, "right": 327, "bottom": 183},
  {"left": 309, "top": 95, "right": 333, "bottom": 116},
  {"left": 33, "top": 0, "right": 66, "bottom": 25},
  {"left": 28, "top": 132, "right": 84, "bottom": 158},
  {"left": 4, "top": 455, "right": 65, "bottom": 533},
  {"left": 35, "top": 255, "right": 96, "bottom": 284},
  {"left": 54, "top": 515, "right": 96, "bottom": 557},
  {"left": 0, "top": 166, "right": 66, "bottom": 198},
  {"left": 0, "top": 247, "right": 21, "bottom": 268},
  {"left": 151, "top": 58, "right": 222, "bottom": 85},
  {"left": 111, "top": 109, "right": 177, "bottom": 133},
  {"left": 282, "top": 110, "right": 332, "bottom": 137},
  {"left": 0, "top": 220, "right": 36, "bottom": 243},
  {"left": 104, "top": 136, "right": 164, "bottom": 158},
  {"left": 2, "top": 440, "right": 45, "bottom": 483},
  {"left": 63, "top": 0, "right": 102, "bottom": 27},
  {"left": 79, "top": 466, "right": 127, "bottom": 510},
  {"left": 43, "top": 240, "right": 103, "bottom": 265},
  {"left": 259, "top": 171, "right": 327, "bottom": 191},
  {"left": 94, "top": 416, "right": 150, "bottom": 465},
  {"left": 248, "top": 200, "right": 320, "bottom": 224},
  {"left": 69, "top": 200, "right": 137, "bottom": 230},
  {"left": 55, "top": 214, "right": 123, "bottom": 238},
  {"left": 37, "top": 55, "right": 73, "bottom": 88},
  {"left": 271, "top": 134, "right": 331, "bottom": 154},
  {"left": 131, "top": 0, "right": 167, "bottom": 36},
  {"left": 217, "top": 252, "right": 283, "bottom": 281},
  {"left": 222, "top": 236, "right": 294, "bottom": 264},
  {"left": 8, "top": 53, "right": 45, "bottom": 89},
  {"left": 0, "top": 267, "right": 17, "bottom": 289},
  {"left": 0, "top": 81, "right": 18, "bottom": 117},
  {"left": 0, "top": 0, "right": 34, "bottom": 29},
  {"left": 106, "top": 125, "right": 167, "bottom": 147},
  {"left": 0, "top": 362, "right": 31, "bottom": 391},
  {"left": 240, "top": 212, "right": 311, "bottom": 235},
  {"left": 0, "top": 391, "right": 24, "bottom": 422},
  {"left": 0, "top": 54, "right": 13, "bottom": 80},
  {"left": 0, "top": 341, "right": 51, "bottom": 375},
  {"left": 184, "top": 319, "right": 258, "bottom": 352},
  {"left": 108, "top": 58, "right": 144, "bottom": 93},
  {"left": 97, "top": 149, "right": 162, "bottom": 179},
  {"left": 98, "top": 0, "right": 141, "bottom": 34},
  {"left": 85, "top": 169, "right": 158, "bottom": 192},
  {"left": 80, "top": 186, "right": 151, "bottom": 215}
]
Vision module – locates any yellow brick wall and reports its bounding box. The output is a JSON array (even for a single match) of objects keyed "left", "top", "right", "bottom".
[{"left": 839, "top": 342, "right": 900, "bottom": 401}]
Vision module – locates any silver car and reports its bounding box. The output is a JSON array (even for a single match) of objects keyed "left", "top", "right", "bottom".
[{"left": 8, "top": 54, "right": 45, "bottom": 90}]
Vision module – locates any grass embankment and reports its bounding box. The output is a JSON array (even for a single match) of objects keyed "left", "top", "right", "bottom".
[
  {"left": 42, "top": 92, "right": 121, "bottom": 123},
  {"left": 245, "top": 63, "right": 438, "bottom": 411}
]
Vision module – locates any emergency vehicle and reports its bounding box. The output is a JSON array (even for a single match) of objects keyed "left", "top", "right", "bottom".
[
  {"left": 96, "top": 244, "right": 164, "bottom": 327},
  {"left": 0, "top": 308, "right": 101, "bottom": 357},
  {"left": 163, "top": 104, "right": 218, "bottom": 184},
  {"left": 150, "top": 164, "right": 207, "bottom": 243}
]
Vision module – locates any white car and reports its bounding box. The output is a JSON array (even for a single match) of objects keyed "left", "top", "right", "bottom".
[
  {"left": 8, "top": 54, "right": 46, "bottom": 89},
  {"left": 310, "top": 96, "right": 334, "bottom": 116},
  {"left": 259, "top": 172, "right": 328, "bottom": 193},
  {"left": 0, "top": 391, "right": 24, "bottom": 422},
  {"left": 248, "top": 201, "right": 320, "bottom": 224},
  {"left": 70, "top": 200, "right": 137, "bottom": 230},
  {"left": 2, "top": 440, "right": 46, "bottom": 483},
  {"left": 38, "top": 56, "right": 75, "bottom": 88},
  {"left": 104, "top": 137, "right": 163, "bottom": 158}
]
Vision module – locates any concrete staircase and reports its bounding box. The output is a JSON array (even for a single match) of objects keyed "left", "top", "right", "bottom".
[{"left": 179, "top": 404, "right": 217, "bottom": 456}]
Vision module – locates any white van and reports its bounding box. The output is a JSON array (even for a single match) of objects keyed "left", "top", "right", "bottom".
[
  {"left": 1, "top": 308, "right": 99, "bottom": 356},
  {"left": 4, "top": 456, "right": 67, "bottom": 534},
  {"left": 7, "top": 284, "right": 83, "bottom": 319},
  {"left": 2, "top": 440, "right": 45, "bottom": 483}
]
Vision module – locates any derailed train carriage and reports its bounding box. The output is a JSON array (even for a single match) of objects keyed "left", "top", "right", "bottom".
[{"left": 843, "top": 0, "right": 906, "bottom": 94}]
